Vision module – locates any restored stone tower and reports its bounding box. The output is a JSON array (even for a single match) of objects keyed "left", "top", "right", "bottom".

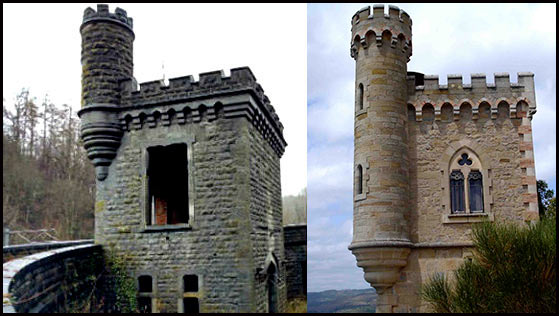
[
  {"left": 348, "top": 4, "right": 413, "bottom": 312},
  {"left": 78, "top": 4, "right": 287, "bottom": 313},
  {"left": 349, "top": 4, "right": 539, "bottom": 313}
]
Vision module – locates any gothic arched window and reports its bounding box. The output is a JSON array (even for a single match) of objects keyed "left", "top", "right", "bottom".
[
  {"left": 450, "top": 170, "right": 465, "bottom": 213},
  {"left": 448, "top": 151, "right": 484, "bottom": 214},
  {"left": 468, "top": 171, "right": 484, "bottom": 213}
]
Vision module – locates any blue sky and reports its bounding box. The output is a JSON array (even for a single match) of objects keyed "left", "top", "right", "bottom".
[{"left": 307, "top": 3, "right": 556, "bottom": 292}]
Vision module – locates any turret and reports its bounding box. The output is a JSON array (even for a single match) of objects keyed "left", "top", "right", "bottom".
[
  {"left": 348, "top": 4, "right": 413, "bottom": 308},
  {"left": 78, "top": 4, "right": 134, "bottom": 180}
]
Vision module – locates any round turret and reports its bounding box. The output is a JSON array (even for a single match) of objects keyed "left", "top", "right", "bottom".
[
  {"left": 348, "top": 4, "right": 413, "bottom": 302},
  {"left": 78, "top": 4, "right": 134, "bottom": 180},
  {"left": 80, "top": 4, "right": 134, "bottom": 107}
]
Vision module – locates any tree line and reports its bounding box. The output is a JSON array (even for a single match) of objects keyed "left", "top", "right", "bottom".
[{"left": 3, "top": 89, "right": 95, "bottom": 241}]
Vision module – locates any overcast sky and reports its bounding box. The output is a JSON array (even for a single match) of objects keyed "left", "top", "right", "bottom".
[
  {"left": 307, "top": 3, "right": 556, "bottom": 292},
  {"left": 3, "top": 3, "right": 307, "bottom": 197}
]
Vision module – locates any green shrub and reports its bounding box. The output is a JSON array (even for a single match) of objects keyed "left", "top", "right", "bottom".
[{"left": 421, "top": 216, "right": 556, "bottom": 313}]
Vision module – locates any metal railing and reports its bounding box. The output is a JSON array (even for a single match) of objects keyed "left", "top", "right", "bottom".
[{"left": 3, "top": 228, "right": 58, "bottom": 246}]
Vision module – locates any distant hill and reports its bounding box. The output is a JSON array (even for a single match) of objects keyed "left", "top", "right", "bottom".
[{"left": 307, "top": 288, "right": 377, "bottom": 313}]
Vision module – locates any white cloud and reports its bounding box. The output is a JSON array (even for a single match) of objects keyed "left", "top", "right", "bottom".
[{"left": 307, "top": 3, "right": 556, "bottom": 292}]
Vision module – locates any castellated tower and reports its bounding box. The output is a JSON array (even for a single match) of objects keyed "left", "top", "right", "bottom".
[
  {"left": 78, "top": 4, "right": 287, "bottom": 313},
  {"left": 348, "top": 4, "right": 413, "bottom": 312},
  {"left": 349, "top": 4, "right": 539, "bottom": 313}
]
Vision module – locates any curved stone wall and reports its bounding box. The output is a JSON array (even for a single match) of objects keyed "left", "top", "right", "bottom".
[{"left": 3, "top": 244, "right": 103, "bottom": 313}]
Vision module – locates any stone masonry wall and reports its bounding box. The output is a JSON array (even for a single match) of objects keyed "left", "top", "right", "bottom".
[
  {"left": 248, "top": 120, "right": 287, "bottom": 312},
  {"left": 94, "top": 116, "right": 262, "bottom": 313},
  {"left": 391, "top": 101, "right": 534, "bottom": 312},
  {"left": 408, "top": 113, "right": 528, "bottom": 244},
  {"left": 3, "top": 244, "right": 103, "bottom": 313},
  {"left": 283, "top": 225, "right": 307, "bottom": 300}
]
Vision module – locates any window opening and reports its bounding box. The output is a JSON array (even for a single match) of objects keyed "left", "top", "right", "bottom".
[
  {"left": 450, "top": 170, "right": 465, "bottom": 213},
  {"left": 147, "top": 143, "right": 189, "bottom": 225},
  {"left": 468, "top": 171, "right": 484, "bottom": 213},
  {"left": 358, "top": 84, "right": 364, "bottom": 110},
  {"left": 138, "top": 275, "right": 153, "bottom": 313},
  {"left": 182, "top": 274, "right": 200, "bottom": 313},
  {"left": 183, "top": 298, "right": 199, "bottom": 314},
  {"left": 183, "top": 275, "right": 198, "bottom": 292},
  {"left": 357, "top": 165, "right": 363, "bottom": 195}
]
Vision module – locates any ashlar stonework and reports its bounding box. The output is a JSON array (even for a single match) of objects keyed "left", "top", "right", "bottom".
[
  {"left": 78, "top": 4, "right": 288, "bottom": 313},
  {"left": 348, "top": 4, "right": 539, "bottom": 313}
]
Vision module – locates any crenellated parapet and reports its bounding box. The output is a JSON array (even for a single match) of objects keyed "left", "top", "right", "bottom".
[
  {"left": 118, "top": 67, "right": 287, "bottom": 157},
  {"left": 350, "top": 4, "right": 412, "bottom": 60},
  {"left": 407, "top": 72, "right": 536, "bottom": 121},
  {"left": 82, "top": 4, "right": 133, "bottom": 34}
]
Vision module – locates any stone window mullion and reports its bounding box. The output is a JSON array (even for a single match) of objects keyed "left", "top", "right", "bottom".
[{"left": 464, "top": 168, "right": 471, "bottom": 214}]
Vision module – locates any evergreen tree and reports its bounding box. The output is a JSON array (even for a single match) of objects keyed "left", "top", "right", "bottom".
[{"left": 421, "top": 215, "right": 556, "bottom": 313}]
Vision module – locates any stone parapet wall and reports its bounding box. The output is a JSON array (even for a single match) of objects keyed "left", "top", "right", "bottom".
[
  {"left": 3, "top": 244, "right": 103, "bottom": 313},
  {"left": 3, "top": 240, "right": 93, "bottom": 263},
  {"left": 283, "top": 225, "right": 306, "bottom": 300},
  {"left": 407, "top": 72, "right": 536, "bottom": 121},
  {"left": 117, "top": 69, "right": 287, "bottom": 158}
]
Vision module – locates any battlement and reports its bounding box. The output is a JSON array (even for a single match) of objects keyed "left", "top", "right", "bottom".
[
  {"left": 119, "top": 67, "right": 286, "bottom": 157},
  {"left": 352, "top": 4, "right": 412, "bottom": 26},
  {"left": 406, "top": 72, "right": 537, "bottom": 121},
  {"left": 82, "top": 4, "right": 133, "bottom": 33},
  {"left": 407, "top": 72, "right": 534, "bottom": 91},
  {"left": 350, "top": 4, "right": 412, "bottom": 59}
]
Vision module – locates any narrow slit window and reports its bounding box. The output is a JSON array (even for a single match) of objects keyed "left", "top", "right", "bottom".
[
  {"left": 450, "top": 170, "right": 465, "bottom": 213},
  {"left": 147, "top": 143, "right": 189, "bottom": 225},
  {"left": 357, "top": 165, "right": 363, "bottom": 195},
  {"left": 358, "top": 83, "right": 364, "bottom": 110},
  {"left": 468, "top": 170, "right": 484, "bottom": 213}
]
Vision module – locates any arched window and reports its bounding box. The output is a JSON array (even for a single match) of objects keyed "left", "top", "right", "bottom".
[
  {"left": 357, "top": 165, "right": 363, "bottom": 195},
  {"left": 448, "top": 151, "right": 484, "bottom": 214},
  {"left": 358, "top": 84, "right": 364, "bottom": 110},
  {"left": 468, "top": 171, "right": 484, "bottom": 213},
  {"left": 450, "top": 171, "right": 465, "bottom": 213}
]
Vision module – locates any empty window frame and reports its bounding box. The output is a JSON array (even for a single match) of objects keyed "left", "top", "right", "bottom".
[
  {"left": 183, "top": 275, "right": 198, "bottom": 292},
  {"left": 138, "top": 275, "right": 154, "bottom": 313},
  {"left": 183, "top": 298, "right": 199, "bottom": 314},
  {"left": 146, "top": 143, "right": 189, "bottom": 226},
  {"left": 181, "top": 274, "right": 200, "bottom": 313}
]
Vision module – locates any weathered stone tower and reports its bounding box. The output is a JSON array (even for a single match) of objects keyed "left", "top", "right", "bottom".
[
  {"left": 78, "top": 4, "right": 287, "bottom": 313},
  {"left": 349, "top": 4, "right": 539, "bottom": 313}
]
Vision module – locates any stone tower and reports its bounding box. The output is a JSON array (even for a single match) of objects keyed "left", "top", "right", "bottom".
[
  {"left": 78, "top": 4, "right": 287, "bottom": 313},
  {"left": 348, "top": 4, "right": 413, "bottom": 312},
  {"left": 349, "top": 4, "right": 539, "bottom": 313}
]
